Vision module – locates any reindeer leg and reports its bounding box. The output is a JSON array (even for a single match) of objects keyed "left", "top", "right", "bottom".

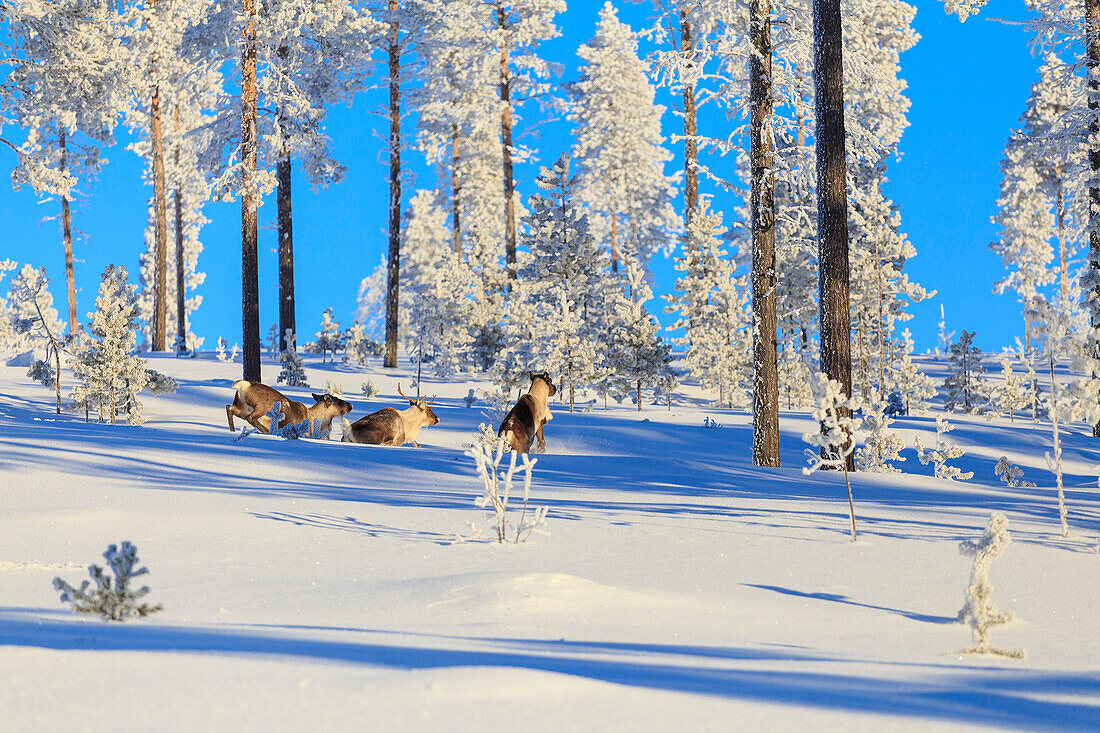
[
  {"left": 412, "top": 440, "right": 421, "bottom": 448},
  {"left": 226, "top": 405, "right": 237, "bottom": 431},
  {"left": 536, "top": 423, "right": 547, "bottom": 453}
]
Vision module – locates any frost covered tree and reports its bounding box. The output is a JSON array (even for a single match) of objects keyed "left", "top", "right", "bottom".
[
  {"left": 607, "top": 265, "right": 671, "bottom": 411},
  {"left": 802, "top": 372, "right": 863, "bottom": 541},
  {"left": 990, "top": 355, "right": 1031, "bottom": 422},
  {"left": 664, "top": 200, "right": 752, "bottom": 408},
  {"left": 70, "top": 266, "right": 150, "bottom": 425},
  {"left": 509, "top": 155, "right": 608, "bottom": 411},
  {"left": 570, "top": 2, "right": 677, "bottom": 276},
  {"left": 994, "top": 457, "right": 1036, "bottom": 489},
  {"left": 944, "top": 331, "right": 988, "bottom": 413},
  {"left": 344, "top": 322, "right": 378, "bottom": 366},
  {"left": 890, "top": 328, "right": 937, "bottom": 414},
  {"left": 957, "top": 513, "right": 1025, "bottom": 658},
  {"left": 914, "top": 415, "right": 973, "bottom": 481},
  {"left": 9, "top": 265, "right": 68, "bottom": 413},
  {"left": 1, "top": 0, "right": 132, "bottom": 341},
  {"left": 277, "top": 329, "right": 308, "bottom": 387},
  {"left": 309, "top": 307, "right": 344, "bottom": 363}
]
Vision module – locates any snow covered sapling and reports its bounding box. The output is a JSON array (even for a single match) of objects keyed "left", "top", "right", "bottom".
[
  {"left": 915, "top": 415, "right": 974, "bottom": 480},
  {"left": 216, "top": 336, "right": 228, "bottom": 362},
  {"left": 467, "top": 438, "right": 545, "bottom": 544},
  {"left": 702, "top": 416, "right": 722, "bottom": 429},
  {"left": 310, "top": 307, "right": 344, "bottom": 362},
  {"left": 803, "top": 373, "right": 863, "bottom": 541},
  {"left": 278, "top": 330, "right": 308, "bottom": 387},
  {"left": 230, "top": 343, "right": 240, "bottom": 362},
  {"left": 957, "top": 514, "right": 1025, "bottom": 658},
  {"left": 345, "top": 322, "right": 379, "bottom": 365},
  {"left": 990, "top": 356, "right": 1029, "bottom": 422},
  {"left": 10, "top": 265, "right": 67, "bottom": 414},
  {"left": 322, "top": 378, "right": 343, "bottom": 396},
  {"left": 944, "top": 331, "right": 988, "bottom": 413},
  {"left": 994, "top": 457, "right": 1036, "bottom": 488},
  {"left": 361, "top": 379, "right": 377, "bottom": 398},
  {"left": 267, "top": 324, "right": 280, "bottom": 357},
  {"left": 857, "top": 398, "right": 906, "bottom": 473},
  {"left": 53, "top": 541, "right": 163, "bottom": 622},
  {"left": 464, "top": 389, "right": 478, "bottom": 408}
]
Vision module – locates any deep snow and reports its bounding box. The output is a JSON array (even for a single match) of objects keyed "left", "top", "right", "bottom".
[{"left": 1, "top": 353, "right": 1097, "bottom": 731}]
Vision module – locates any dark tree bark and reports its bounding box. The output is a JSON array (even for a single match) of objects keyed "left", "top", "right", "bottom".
[
  {"left": 813, "top": 0, "right": 855, "bottom": 470},
  {"left": 277, "top": 121, "right": 295, "bottom": 353},
  {"left": 751, "top": 0, "right": 780, "bottom": 467},
  {"left": 383, "top": 2, "right": 402, "bottom": 369},
  {"left": 498, "top": 5, "right": 517, "bottom": 281},
  {"left": 173, "top": 106, "right": 187, "bottom": 352},
  {"left": 240, "top": 0, "right": 261, "bottom": 382},
  {"left": 680, "top": 8, "right": 698, "bottom": 225},
  {"left": 1090, "top": 0, "right": 1100, "bottom": 436},
  {"left": 149, "top": 18, "right": 169, "bottom": 352},
  {"left": 59, "top": 130, "right": 77, "bottom": 344}
]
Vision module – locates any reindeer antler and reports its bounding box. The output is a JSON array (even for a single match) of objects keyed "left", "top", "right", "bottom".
[
  {"left": 396, "top": 382, "right": 410, "bottom": 401},
  {"left": 425, "top": 394, "right": 436, "bottom": 404}
]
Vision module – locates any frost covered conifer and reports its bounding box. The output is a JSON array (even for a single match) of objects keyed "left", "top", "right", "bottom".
[
  {"left": 215, "top": 337, "right": 228, "bottom": 363},
  {"left": 994, "top": 457, "right": 1036, "bottom": 488},
  {"left": 608, "top": 265, "right": 671, "bottom": 410},
  {"left": 570, "top": 3, "right": 677, "bottom": 275},
  {"left": 310, "top": 307, "right": 344, "bottom": 362},
  {"left": 664, "top": 200, "right": 752, "bottom": 408},
  {"left": 9, "top": 265, "right": 68, "bottom": 413},
  {"left": 914, "top": 415, "right": 973, "bottom": 481},
  {"left": 53, "top": 541, "right": 163, "bottom": 622},
  {"left": 277, "top": 329, "right": 308, "bottom": 388},
  {"left": 344, "top": 322, "right": 378, "bottom": 366},
  {"left": 990, "top": 354, "right": 1031, "bottom": 422},
  {"left": 69, "top": 266, "right": 149, "bottom": 425},
  {"left": 510, "top": 155, "right": 609, "bottom": 411},
  {"left": 957, "top": 514, "right": 1025, "bottom": 658},
  {"left": 944, "top": 331, "right": 988, "bottom": 413},
  {"left": 856, "top": 398, "right": 905, "bottom": 474},
  {"left": 802, "top": 373, "right": 863, "bottom": 541}
]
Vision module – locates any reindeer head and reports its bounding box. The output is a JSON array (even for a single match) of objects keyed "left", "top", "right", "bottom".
[
  {"left": 529, "top": 371, "right": 557, "bottom": 396},
  {"left": 397, "top": 383, "right": 440, "bottom": 425},
  {"left": 312, "top": 393, "right": 353, "bottom": 417}
]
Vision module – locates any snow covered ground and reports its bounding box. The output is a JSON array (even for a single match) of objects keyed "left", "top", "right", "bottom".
[{"left": 1, "top": 353, "right": 1098, "bottom": 731}]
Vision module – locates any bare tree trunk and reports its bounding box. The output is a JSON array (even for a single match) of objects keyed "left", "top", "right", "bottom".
[
  {"left": 240, "top": 0, "right": 261, "bottom": 382},
  {"left": 680, "top": 8, "right": 698, "bottom": 225},
  {"left": 750, "top": 0, "right": 780, "bottom": 468},
  {"left": 498, "top": 5, "right": 517, "bottom": 281},
  {"left": 149, "top": 1, "right": 169, "bottom": 352},
  {"left": 59, "top": 130, "right": 77, "bottom": 344},
  {"left": 451, "top": 124, "right": 461, "bottom": 255},
  {"left": 1090, "top": 0, "right": 1100, "bottom": 437},
  {"left": 814, "top": 0, "right": 854, "bottom": 470},
  {"left": 277, "top": 119, "right": 296, "bottom": 353},
  {"left": 173, "top": 106, "right": 187, "bottom": 352},
  {"left": 384, "top": 5, "right": 402, "bottom": 369}
]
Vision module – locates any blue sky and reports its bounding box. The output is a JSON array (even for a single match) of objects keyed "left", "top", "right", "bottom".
[{"left": 0, "top": 1, "right": 1041, "bottom": 354}]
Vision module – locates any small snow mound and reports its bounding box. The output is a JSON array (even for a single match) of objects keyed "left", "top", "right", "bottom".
[{"left": 478, "top": 572, "right": 679, "bottom": 616}]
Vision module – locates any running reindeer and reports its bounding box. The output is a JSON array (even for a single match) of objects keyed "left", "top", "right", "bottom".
[
  {"left": 498, "top": 372, "right": 556, "bottom": 453},
  {"left": 226, "top": 380, "right": 352, "bottom": 438}
]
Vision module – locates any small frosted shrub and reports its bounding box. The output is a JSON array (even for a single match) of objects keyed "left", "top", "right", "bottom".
[
  {"left": 53, "top": 541, "right": 163, "bottom": 621},
  {"left": 467, "top": 438, "right": 545, "bottom": 543},
  {"left": 994, "top": 456, "right": 1035, "bottom": 488},
  {"left": 957, "top": 514, "right": 1025, "bottom": 658}
]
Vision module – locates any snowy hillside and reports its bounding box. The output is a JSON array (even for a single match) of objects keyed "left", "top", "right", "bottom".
[{"left": 1, "top": 353, "right": 1098, "bottom": 731}]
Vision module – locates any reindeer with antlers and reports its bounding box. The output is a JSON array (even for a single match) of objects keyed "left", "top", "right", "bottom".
[{"left": 341, "top": 383, "right": 440, "bottom": 447}]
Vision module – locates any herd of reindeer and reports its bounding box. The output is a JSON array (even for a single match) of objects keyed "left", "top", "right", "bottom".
[{"left": 225, "top": 371, "right": 558, "bottom": 454}]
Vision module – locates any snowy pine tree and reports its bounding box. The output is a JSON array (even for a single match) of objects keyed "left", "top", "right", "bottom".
[
  {"left": 802, "top": 372, "right": 863, "bottom": 541},
  {"left": 914, "top": 415, "right": 973, "bottom": 481},
  {"left": 607, "top": 265, "right": 671, "bottom": 411},
  {"left": 69, "top": 265, "right": 150, "bottom": 425},
  {"left": 309, "top": 307, "right": 345, "bottom": 363},
  {"left": 957, "top": 513, "right": 1025, "bottom": 658},
  {"left": 856, "top": 397, "right": 905, "bottom": 474},
  {"left": 944, "top": 331, "right": 988, "bottom": 413}
]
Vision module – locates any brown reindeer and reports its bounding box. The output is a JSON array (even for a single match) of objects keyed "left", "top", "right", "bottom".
[
  {"left": 498, "top": 372, "right": 556, "bottom": 453},
  {"left": 226, "top": 380, "right": 352, "bottom": 438},
  {"left": 341, "top": 383, "right": 440, "bottom": 447}
]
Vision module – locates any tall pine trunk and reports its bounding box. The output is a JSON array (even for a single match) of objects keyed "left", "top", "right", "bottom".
[
  {"left": 750, "top": 0, "right": 780, "bottom": 467},
  {"left": 1090, "top": 0, "right": 1100, "bottom": 437},
  {"left": 150, "top": 46, "right": 169, "bottom": 351},
  {"left": 813, "top": 0, "right": 855, "bottom": 470},
  {"left": 277, "top": 119, "right": 296, "bottom": 353},
  {"left": 59, "top": 130, "right": 77, "bottom": 343},
  {"left": 383, "top": 6, "right": 401, "bottom": 369},
  {"left": 240, "top": 0, "right": 261, "bottom": 382},
  {"left": 451, "top": 124, "right": 461, "bottom": 255},
  {"left": 173, "top": 106, "right": 187, "bottom": 351},
  {"left": 498, "top": 6, "right": 517, "bottom": 281},
  {"left": 680, "top": 9, "right": 698, "bottom": 224}
]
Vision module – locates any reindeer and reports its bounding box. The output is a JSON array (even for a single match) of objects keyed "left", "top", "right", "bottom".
[
  {"left": 498, "top": 372, "right": 556, "bottom": 453},
  {"left": 341, "top": 383, "right": 440, "bottom": 447},
  {"left": 226, "top": 380, "right": 352, "bottom": 438}
]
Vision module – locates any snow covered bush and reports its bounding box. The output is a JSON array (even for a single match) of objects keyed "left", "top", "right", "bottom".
[
  {"left": 9, "top": 265, "right": 68, "bottom": 413},
  {"left": 856, "top": 398, "right": 905, "bottom": 473},
  {"left": 345, "top": 322, "right": 380, "bottom": 365},
  {"left": 702, "top": 416, "right": 722, "bottom": 429},
  {"left": 69, "top": 265, "right": 150, "bottom": 425},
  {"left": 994, "top": 457, "right": 1036, "bottom": 488},
  {"left": 322, "top": 378, "right": 343, "bottom": 396},
  {"left": 803, "top": 373, "right": 863, "bottom": 541},
  {"left": 145, "top": 369, "right": 178, "bottom": 396},
  {"left": 464, "top": 389, "right": 477, "bottom": 408},
  {"left": 957, "top": 514, "right": 1025, "bottom": 658},
  {"left": 52, "top": 541, "right": 163, "bottom": 622},
  {"left": 990, "top": 355, "right": 1030, "bottom": 423},
  {"left": 467, "top": 438, "right": 546, "bottom": 544},
  {"left": 915, "top": 415, "right": 973, "bottom": 481},
  {"left": 361, "top": 379, "right": 377, "bottom": 398},
  {"left": 215, "top": 336, "right": 228, "bottom": 362}
]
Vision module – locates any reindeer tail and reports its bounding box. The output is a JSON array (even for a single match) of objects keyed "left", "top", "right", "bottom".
[
  {"left": 232, "top": 379, "right": 251, "bottom": 392},
  {"left": 340, "top": 417, "right": 354, "bottom": 443}
]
